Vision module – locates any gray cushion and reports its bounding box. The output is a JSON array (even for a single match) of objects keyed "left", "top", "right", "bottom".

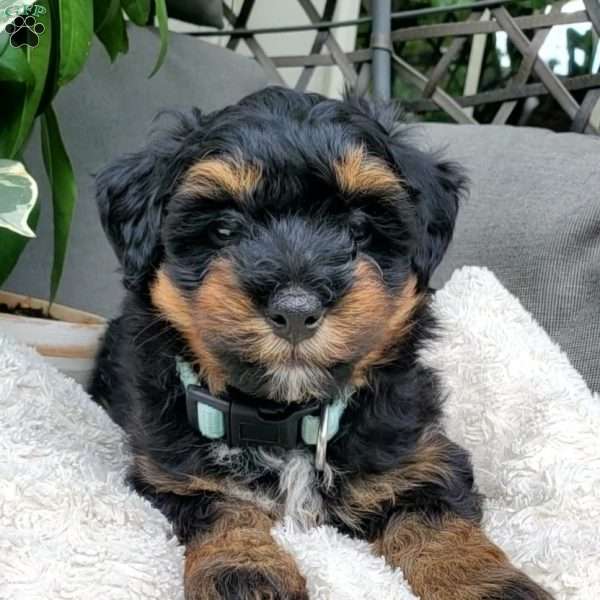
[
  {"left": 167, "top": 0, "right": 223, "bottom": 28},
  {"left": 422, "top": 123, "right": 600, "bottom": 393},
  {"left": 6, "top": 26, "right": 268, "bottom": 318}
]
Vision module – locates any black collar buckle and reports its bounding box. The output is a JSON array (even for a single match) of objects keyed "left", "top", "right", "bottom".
[{"left": 186, "top": 385, "right": 320, "bottom": 450}]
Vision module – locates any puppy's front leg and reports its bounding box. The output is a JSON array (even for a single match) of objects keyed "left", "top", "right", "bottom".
[
  {"left": 184, "top": 500, "right": 307, "bottom": 600},
  {"left": 336, "top": 432, "right": 553, "bottom": 600},
  {"left": 129, "top": 462, "right": 307, "bottom": 600},
  {"left": 375, "top": 511, "right": 552, "bottom": 600}
]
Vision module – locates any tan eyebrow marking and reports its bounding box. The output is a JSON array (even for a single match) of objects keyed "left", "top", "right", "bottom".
[
  {"left": 334, "top": 145, "right": 403, "bottom": 198},
  {"left": 182, "top": 156, "right": 262, "bottom": 200}
]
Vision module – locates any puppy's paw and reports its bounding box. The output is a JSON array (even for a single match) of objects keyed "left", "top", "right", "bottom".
[
  {"left": 484, "top": 574, "right": 554, "bottom": 600},
  {"left": 184, "top": 527, "right": 308, "bottom": 600},
  {"left": 219, "top": 567, "right": 308, "bottom": 600},
  {"left": 185, "top": 565, "right": 308, "bottom": 600}
]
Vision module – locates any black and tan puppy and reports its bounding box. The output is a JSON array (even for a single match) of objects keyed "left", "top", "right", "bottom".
[{"left": 90, "top": 87, "right": 552, "bottom": 600}]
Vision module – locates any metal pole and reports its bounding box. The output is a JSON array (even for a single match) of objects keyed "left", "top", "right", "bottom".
[{"left": 371, "top": 0, "right": 392, "bottom": 101}]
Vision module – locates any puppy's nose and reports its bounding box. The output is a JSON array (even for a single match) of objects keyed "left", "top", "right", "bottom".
[{"left": 266, "top": 287, "right": 324, "bottom": 343}]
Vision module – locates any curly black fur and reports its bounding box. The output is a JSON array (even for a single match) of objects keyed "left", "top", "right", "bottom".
[{"left": 90, "top": 87, "right": 552, "bottom": 600}]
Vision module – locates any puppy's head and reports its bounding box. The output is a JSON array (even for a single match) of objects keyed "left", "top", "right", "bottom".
[{"left": 97, "top": 87, "right": 466, "bottom": 402}]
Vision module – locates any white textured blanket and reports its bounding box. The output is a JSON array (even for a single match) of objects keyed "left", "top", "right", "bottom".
[{"left": 1, "top": 267, "right": 599, "bottom": 600}]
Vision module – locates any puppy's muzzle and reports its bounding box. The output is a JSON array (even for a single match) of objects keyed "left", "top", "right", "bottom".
[{"left": 266, "top": 287, "right": 325, "bottom": 344}]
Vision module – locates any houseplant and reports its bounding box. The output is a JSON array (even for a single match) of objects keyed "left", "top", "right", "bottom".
[
  {"left": 0, "top": 0, "right": 168, "bottom": 298},
  {"left": 0, "top": 0, "right": 168, "bottom": 382}
]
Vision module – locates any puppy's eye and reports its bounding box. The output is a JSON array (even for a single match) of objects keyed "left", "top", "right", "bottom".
[
  {"left": 350, "top": 221, "right": 371, "bottom": 246},
  {"left": 217, "top": 227, "right": 233, "bottom": 239},
  {"left": 349, "top": 219, "right": 371, "bottom": 260},
  {"left": 210, "top": 223, "right": 240, "bottom": 246}
]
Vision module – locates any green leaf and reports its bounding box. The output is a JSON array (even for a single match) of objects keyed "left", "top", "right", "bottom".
[
  {"left": 94, "top": 0, "right": 121, "bottom": 32},
  {"left": 0, "top": 80, "right": 29, "bottom": 157},
  {"left": 57, "top": 0, "right": 94, "bottom": 87},
  {"left": 0, "top": 8, "right": 51, "bottom": 158},
  {"left": 96, "top": 5, "right": 129, "bottom": 61},
  {"left": 0, "top": 159, "right": 38, "bottom": 237},
  {"left": 0, "top": 2, "right": 52, "bottom": 158},
  {"left": 0, "top": 43, "right": 34, "bottom": 84},
  {"left": 121, "top": 0, "right": 150, "bottom": 26},
  {"left": 41, "top": 105, "right": 77, "bottom": 302},
  {"left": 37, "top": 0, "right": 62, "bottom": 113},
  {"left": 0, "top": 31, "right": 10, "bottom": 57},
  {"left": 27, "top": 1, "right": 52, "bottom": 114},
  {"left": 149, "top": 0, "right": 168, "bottom": 77},
  {"left": 0, "top": 195, "right": 40, "bottom": 286}
]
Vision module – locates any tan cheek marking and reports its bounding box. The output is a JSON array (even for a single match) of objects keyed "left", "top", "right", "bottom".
[
  {"left": 150, "top": 269, "right": 193, "bottom": 332},
  {"left": 151, "top": 261, "right": 292, "bottom": 387},
  {"left": 334, "top": 145, "right": 404, "bottom": 198},
  {"left": 181, "top": 157, "right": 262, "bottom": 200},
  {"left": 150, "top": 269, "right": 227, "bottom": 393},
  {"left": 194, "top": 258, "right": 262, "bottom": 336},
  {"left": 194, "top": 259, "right": 294, "bottom": 368},
  {"left": 352, "top": 274, "right": 423, "bottom": 385},
  {"left": 297, "top": 259, "right": 391, "bottom": 367}
]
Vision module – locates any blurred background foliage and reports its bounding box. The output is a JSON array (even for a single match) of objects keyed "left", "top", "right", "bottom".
[
  {"left": 0, "top": 0, "right": 168, "bottom": 300},
  {"left": 357, "top": 0, "right": 599, "bottom": 130}
]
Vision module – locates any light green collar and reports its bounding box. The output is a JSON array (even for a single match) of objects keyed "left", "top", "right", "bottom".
[{"left": 176, "top": 356, "right": 350, "bottom": 466}]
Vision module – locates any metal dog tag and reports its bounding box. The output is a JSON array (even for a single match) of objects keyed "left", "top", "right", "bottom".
[{"left": 315, "top": 402, "right": 330, "bottom": 471}]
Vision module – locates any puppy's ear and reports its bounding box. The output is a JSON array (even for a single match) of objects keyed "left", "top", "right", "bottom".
[
  {"left": 96, "top": 113, "right": 197, "bottom": 291},
  {"left": 401, "top": 149, "right": 467, "bottom": 285},
  {"left": 343, "top": 91, "right": 405, "bottom": 137},
  {"left": 345, "top": 94, "right": 467, "bottom": 284}
]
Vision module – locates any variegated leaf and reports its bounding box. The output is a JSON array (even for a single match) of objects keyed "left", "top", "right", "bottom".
[{"left": 0, "top": 159, "right": 38, "bottom": 238}]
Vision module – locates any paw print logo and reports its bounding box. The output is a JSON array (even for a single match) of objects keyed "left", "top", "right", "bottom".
[{"left": 5, "top": 15, "right": 45, "bottom": 48}]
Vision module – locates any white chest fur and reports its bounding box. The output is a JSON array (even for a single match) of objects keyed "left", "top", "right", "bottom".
[{"left": 209, "top": 444, "right": 333, "bottom": 528}]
